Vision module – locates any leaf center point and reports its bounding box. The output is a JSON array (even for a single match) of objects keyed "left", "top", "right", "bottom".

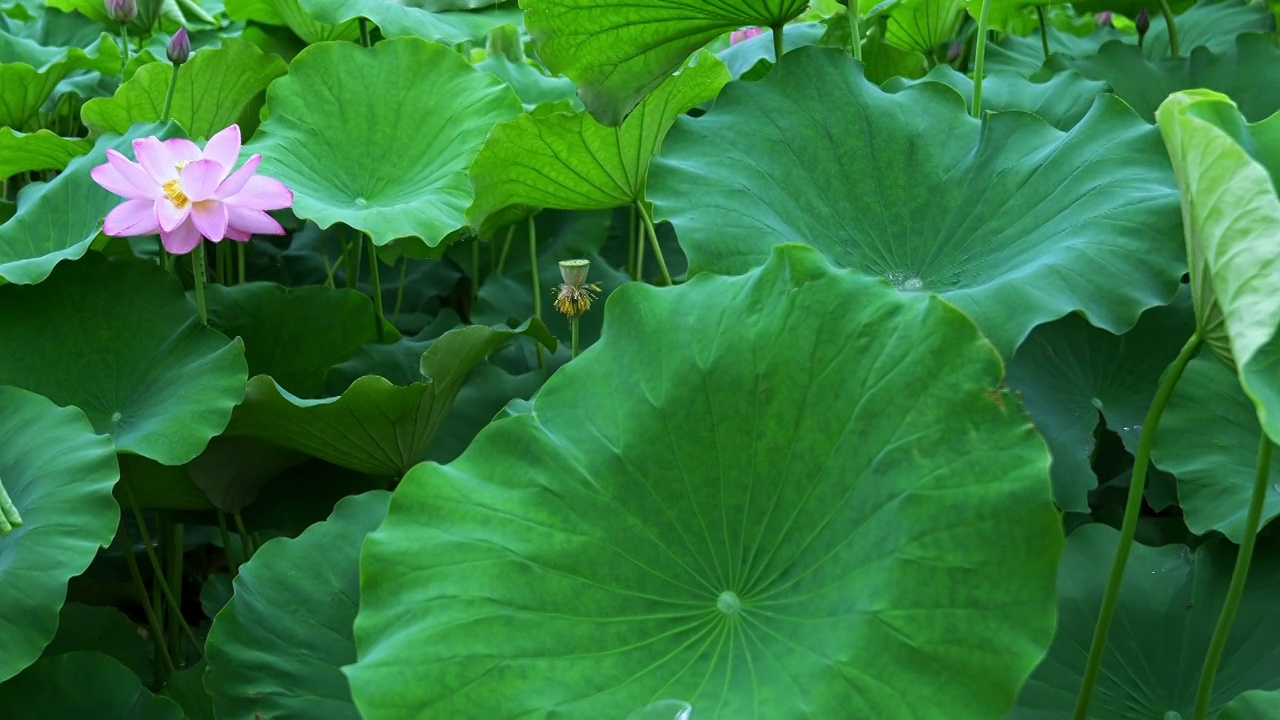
[{"left": 716, "top": 591, "right": 742, "bottom": 616}]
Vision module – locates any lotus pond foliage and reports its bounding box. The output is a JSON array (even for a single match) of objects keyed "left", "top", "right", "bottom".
[{"left": 1, "top": 0, "right": 1279, "bottom": 717}]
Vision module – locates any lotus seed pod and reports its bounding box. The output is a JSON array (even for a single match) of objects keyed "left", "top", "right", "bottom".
[
  {"left": 167, "top": 27, "right": 190, "bottom": 65},
  {"left": 105, "top": 0, "right": 137, "bottom": 23},
  {"left": 558, "top": 258, "right": 591, "bottom": 287}
]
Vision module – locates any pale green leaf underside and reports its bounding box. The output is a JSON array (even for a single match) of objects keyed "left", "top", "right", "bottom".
[
  {"left": 0, "top": 129, "right": 91, "bottom": 179},
  {"left": 522, "top": 0, "right": 808, "bottom": 124},
  {"left": 0, "top": 33, "right": 119, "bottom": 130},
  {"left": 348, "top": 244, "right": 1062, "bottom": 719},
  {"left": 883, "top": 64, "right": 1107, "bottom": 130},
  {"left": 649, "top": 46, "right": 1185, "bottom": 358},
  {"left": 1220, "top": 689, "right": 1280, "bottom": 720},
  {"left": 467, "top": 51, "right": 729, "bottom": 234}
]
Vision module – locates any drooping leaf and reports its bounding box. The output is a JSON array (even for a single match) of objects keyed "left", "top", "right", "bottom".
[
  {"left": 1011, "top": 523, "right": 1280, "bottom": 719},
  {"left": 246, "top": 37, "right": 521, "bottom": 250},
  {"left": 298, "top": 0, "right": 521, "bottom": 42},
  {"left": 0, "top": 128, "right": 91, "bottom": 179},
  {"left": 0, "top": 651, "right": 184, "bottom": 719},
  {"left": 522, "top": 0, "right": 808, "bottom": 124},
  {"left": 81, "top": 37, "right": 287, "bottom": 139},
  {"left": 0, "top": 388, "right": 119, "bottom": 683},
  {"left": 0, "top": 33, "right": 118, "bottom": 130},
  {"left": 1153, "top": 354, "right": 1280, "bottom": 542},
  {"left": 882, "top": 64, "right": 1108, "bottom": 130},
  {"left": 224, "top": 320, "right": 553, "bottom": 476},
  {"left": 1220, "top": 689, "right": 1280, "bottom": 720},
  {"left": 347, "top": 244, "right": 1062, "bottom": 719},
  {"left": 649, "top": 46, "right": 1184, "bottom": 357},
  {"left": 0, "top": 121, "right": 180, "bottom": 285},
  {"left": 467, "top": 51, "right": 729, "bottom": 234},
  {"left": 1006, "top": 293, "right": 1197, "bottom": 511},
  {"left": 1157, "top": 90, "right": 1280, "bottom": 447},
  {"left": 164, "top": 661, "right": 216, "bottom": 720},
  {"left": 205, "top": 491, "right": 390, "bottom": 720},
  {"left": 0, "top": 253, "right": 248, "bottom": 465}
]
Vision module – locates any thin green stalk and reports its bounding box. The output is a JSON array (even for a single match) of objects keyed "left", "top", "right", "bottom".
[
  {"left": 322, "top": 241, "right": 338, "bottom": 289},
  {"left": 771, "top": 24, "right": 784, "bottom": 64},
  {"left": 123, "top": 481, "right": 203, "bottom": 657},
  {"left": 164, "top": 521, "right": 184, "bottom": 660},
  {"left": 971, "top": 0, "right": 992, "bottom": 118},
  {"left": 163, "top": 249, "right": 174, "bottom": 274},
  {"left": 233, "top": 513, "right": 255, "bottom": 560},
  {"left": 635, "top": 203, "right": 646, "bottom": 280},
  {"left": 1073, "top": 332, "right": 1202, "bottom": 720},
  {"left": 471, "top": 239, "right": 480, "bottom": 305},
  {"left": 1036, "top": 6, "right": 1050, "bottom": 59},
  {"left": 1157, "top": 0, "right": 1180, "bottom": 57},
  {"left": 636, "top": 202, "right": 673, "bottom": 286},
  {"left": 119, "top": 527, "right": 175, "bottom": 676},
  {"left": 358, "top": 17, "right": 371, "bottom": 47},
  {"left": 571, "top": 316, "right": 580, "bottom": 358},
  {"left": 191, "top": 247, "right": 209, "bottom": 325},
  {"left": 626, "top": 205, "right": 637, "bottom": 279},
  {"left": 847, "top": 4, "right": 862, "bottom": 61},
  {"left": 496, "top": 224, "right": 515, "bottom": 274},
  {"left": 160, "top": 63, "right": 180, "bottom": 122},
  {"left": 367, "top": 236, "right": 385, "bottom": 339},
  {"left": 237, "top": 243, "right": 246, "bottom": 285},
  {"left": 392, "top": 255, "right": 408, "bottom": 322},
  {"left": 118, "top": 24, "right": 131, "bottom": 79},
  {"left": 348, "top": 233, "right": 363, "bottom": 291},
  {"left": 217, "top": 240, "right": 230, "bottom": 285},
  {"left": 1191, "top": 434, "right": 1274, "bottom": 720},
  {"left": 216, "top": 510, "right": 240, "bottom": 576},
  {"left": 529, "top": 215, "right": 544, "bottom": 370}
]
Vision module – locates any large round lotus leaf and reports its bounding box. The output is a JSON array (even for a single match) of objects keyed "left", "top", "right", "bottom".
[
  {"left": 523, "top": 0, "right": 808, "bottom": 124},
  {"left": 346, "top": 244, "right": 1063, "bottom": 719},
  {"left": 0, "top": 651, "right": 184, "bottom": 719},
  {"left": 467, "top": 51, "right": 728, "bottom": 235},
  {"left": 246, "top": 37, "right": 521, "bottom": 250},
  {"left": 0, "top": 387, "right": 119, "bottom": 683},
  {"left": 1062, "top": 34, "right": 1280, "bottom": 123},
  {"left": 1152, "top": 354, "right": 1280, "bottom": 542},
  {"left": 648, "top": 47, "right": 1184, "bottom": 358},
  {"left": 1010, "top": 523, "right": 1280, "bottom": 719},
  {"left": 0, "top": 34, "right": 118, "bottom": 130},
  {"left": 882, "top": 64, "right": 1107, "bottom": 130},
  {"left": 0, "top": 253, "right": 248, "bottom": 465},
  {"left": 1221, "top": 690, "right": 1280, "bottom": 720},
  {"left": 1158, "top": 90, "right": 1280, "bottom": 448},
  {"left": 225, "top": 321, "right": 551, "bottom": 476},
  {"left": 205, "top": 491, "right": 390, "bottom": 720},
  {"left": 0, "top": 128, "right": 91, "bottom": 179},
  {"left": 1006, "top": 294, "right": 1196, "bottom": 511},
  {"left": 884, "top": 0, "right": 963, "bottom": 54},
  {"left": 81, "top": 37, "right": 286, "bottom": 140},
  {"left": 299, "top": 0, "right": 520, "bottom": 42},
  {"left": 0, "top": 121, "right": 179, "bottom": 285}
]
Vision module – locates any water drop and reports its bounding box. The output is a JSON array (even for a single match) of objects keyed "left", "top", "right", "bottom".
[
  {"left": 1091, "top": 397, "right": 1104, "bottom": 410},
  {"left": 716, "top": 591, "right": 741, "bottom": 616}
]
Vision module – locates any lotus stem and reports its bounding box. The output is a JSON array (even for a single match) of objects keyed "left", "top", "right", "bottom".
[
  {"left": 1191, "top": 433, "right": 1273, "bottom": 720},
  {"left": 635, "top": 204, "right": 646, "bottom": 280},
  {"left": 626, "top": 205, "right": 637, "bottom": 279},
  {"left": 163, "top": 520, "right": 184, "bottom": 659},
  {"left": 217, "top": 509, "right": 240, "bottom": 575},
  {"left": 528, "top": 215, "right": 545, "bottom": 369},
  {"left": 848, "top": 4, "right": 862, "bottom": 61},
  {"left": 571, "top": 316, "right": 580, "bottom": 358},
  {"left": 772, "top": 23, "right": 784, "bottom": 64},
  {"left": 471, "top": 239, "right": 480, "bottom": 306},
  {"left": 1036, "top": 6, "right": 1050, "bottom": 59},
  {"left": 636, "top": 201, "right": 673, "bottom": 286},
  {"left": 971, "top": 0, "right": 992, "bottom": 118},
  {"left": 123, "top": 480, "right": 204, "bottom": 657},
  {"left": 160, "top": 62, "right": 180, "bottom": 122},
  {"left": 348, "top": 231, "right": 363, "bottom": 290},
  {"left": 119, "top": 524, "right": 176, "bottom": 677},
  {"left": 234, "top": 512, "right": 256, "bottom": 559},
  {"left": 367, "top": 236, "right": 385, "bottom": 339},
  {"left": 191, "top": 246, "right": 209, "bottom": 325},
  {"left": 359, "top": 17, "right": 371, "bottom": 47},
  {"left": 392, "top": 255, "right": 408, "bottom": 322},
  {"left": 237, "top": 242, "right": 246, "bottom": 284},
  {"left": 1073, "top": 332, "right": 1202, "bottom": 720},
  {"left": 117, "top": 24, "right": 131, "bottom": 79},
  {"left": 1158, "top": 0, "right": 1180, "bottom": 56},
  {"left": 496, "top": 224, "right": 514, "bottom": 274}
]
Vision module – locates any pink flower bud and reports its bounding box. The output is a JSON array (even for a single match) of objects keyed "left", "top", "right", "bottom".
[
  {"left": 167, "top": 27, "right": 190, "bottom": 65},
  {"left": 105, "top": 0, "right": 136, "bottom": 23},
  {"left": 730, "top": 27, "right": 764, "bottom": 45},
  {"left": 1095, "top": 10, "right": 1113, "bottom": 27}
]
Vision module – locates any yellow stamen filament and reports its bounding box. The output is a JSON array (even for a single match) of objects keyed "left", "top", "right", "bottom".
[
  {"left": 553, "top": 283, "right": 600, "bottom": 319},
  {"left": 162, "top": 179, "right": 189, "bottom": 208}
]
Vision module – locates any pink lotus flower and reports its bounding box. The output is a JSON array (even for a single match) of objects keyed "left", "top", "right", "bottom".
[
  {"left": 91, "top": 124, "right": 292, "bottom": 255},
  {"left": 730, "top": 27, "right": 764, "bottom": 45}
]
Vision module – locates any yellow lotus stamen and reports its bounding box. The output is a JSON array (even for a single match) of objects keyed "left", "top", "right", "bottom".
[{"left": 162, "top": 179, "right": 189, "bottom": 208}]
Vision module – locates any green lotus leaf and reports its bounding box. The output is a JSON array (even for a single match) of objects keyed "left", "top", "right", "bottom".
[
  {"left": 1011, "top": 523, "right": 1280, "bottom": 718},
  {"left": 347, "top": 244, "right": 1062, "bottom": 718},
  {"left": 474, "top": 24, "right": 580, "bottom": 110},
  {"left": 1062, "top": 33, "right": 1280, "bottom": 123},
  {"left": 860, "top": 29, "right": 929, "bottom": 82},
  {"left": 1221, "top": 689, "right": 1280, "bottom": 720},
  {"left": 986, "top": 0, "right": 1271, "bottom": 75},
  {"left": 0, "top": 651, "right": 184, "bottom": 719},
  {"left": 1152, "top": 354, "right": 1280, "bottom": 541},
  {"left": 882, "top": 64, "right": 1108, "bottom": 130},
  {"left": 226, "top": 0, "right": 361, "bottom": 43},
  {"left": 1006, "top": 294, "right": 1196, "bottom": 511},
  {"left": 299, "top": 0, "right": 521, "bottom": 42},
  {"left": 885, "top": 0, "right": 964, "bottom": 54},
  {"left": 0, "top": 128, "right": 91, "bottom": 179},
  {"left": 649, "top": 47, "right": 1184, "bottom": 357},
  {"left": 247, "top": 37, "right": 521, "bottom": 250},
  {"left": 0, "top": 122, "right": 180, "bottom": 285},
  {"left": 0, "top": 253, "right": 248, "bottom": 465},
  {"left": 0, "top": 33, "right": 118, "bottom": 130},
  {"left": 467, "top": 51, "right": 728, "bottom": 235},
  {"left": 224, "top": 320, "right": 552, "bottom": 476},
  {"left": 81, "top": 37, "right": 287, "bottom": 140},
  {"left": 206, "top": 491, "right": 390, "bottom": 720},
  {"left": 422, "top": 363, "right": 545, "bottom": 464},
  {"left": 43, "top": 603, "right": 152, "bottom": 680},
  {"left": 522, "top": 0, "right": 808, "bottom": 124},
  {"left": 715, "top": 20, "right": 826, "bottom": 80},
  {"left": 1157, "top": 90, "right": 1280, "bottom": 447},
  {"left": 164, "top": 661, "right": 215, "bottom": 720},
  {"left": 0, "top": 388, "right": 119, "bottom": 683},
  {"left": 46, "top": 0, "right": 199, "bottom": 34}
]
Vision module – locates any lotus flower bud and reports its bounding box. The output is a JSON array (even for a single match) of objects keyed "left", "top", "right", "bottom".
[
  {"left": 105, "top": 0, "right": 136, "bottom": 23},
  {"left": 1135, "top": 8, "right": 1150, "bottom": 37},
  {"left": 1095, "top": 10, "right": 1113, "bottom": 27},
  {"left": 167, "top": 27, "right": 190, "bottom": 65},
  {"left": 730, "top": 27, "right": 764, "bottom": 45}
]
